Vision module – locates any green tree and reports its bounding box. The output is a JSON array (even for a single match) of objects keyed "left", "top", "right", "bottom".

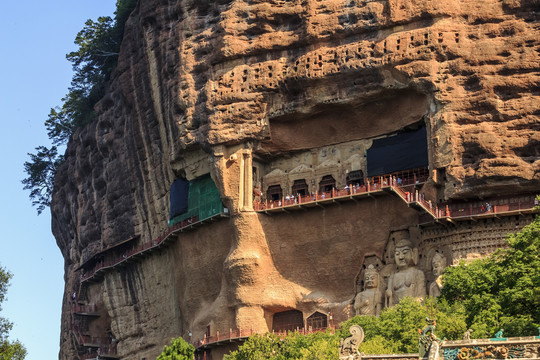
[
  {"left": 21, "top": 146, "right": 64, "bottom": 215},
  {"left": 441, "top": 215, "right": 540, "bottom": 338},
  {"left": 157, "top": 337, "right": 194, "bottom": 360},
  {"left": 0, "top": 266, "right": 27, "bottom": 360},
  {"left": 224, "top": 331, "right": 338, "bottom": 360},
  {"left": 22, "top": 0, "right": 138, "bottom": 214},
  {"left": 338, "top": 297, "right": 467, "bottom": 354}
]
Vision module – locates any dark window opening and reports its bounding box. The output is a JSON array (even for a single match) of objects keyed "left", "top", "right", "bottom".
[
  {"left": 267, "top": 185, "right": 283, "bottom": 201},
  {"left": 366, "top": 126, "right": 428, "bottom": 177},
  {"left": 292, "top": 179, "right": 309, "bottom": 196},
  {"left": 319, "top": 175, "right": 336, "bottom": 193},
  {"left": 346, "top": 170, "right": 365, "bottom": 185},
  {"left": 272, "top": 310, "right": 304, "bottom": 333},
  {"left": 169, "top": 178, "right": 189, "bottom": 220},
  {"left": 306, "top": 312, "right": 328, "bottom": 330}
]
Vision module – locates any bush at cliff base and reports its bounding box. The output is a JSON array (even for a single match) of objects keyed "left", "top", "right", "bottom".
[
  {"left": 156, "top": 337, "right": 194, "bottom": 360},
  {"left": 441, "top": 215, "right": 540, "bottom": 338}
]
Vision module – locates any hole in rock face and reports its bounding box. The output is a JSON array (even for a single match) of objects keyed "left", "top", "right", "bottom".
[{"left": 263, "top": 89, "right": 429, "bottom": 153}]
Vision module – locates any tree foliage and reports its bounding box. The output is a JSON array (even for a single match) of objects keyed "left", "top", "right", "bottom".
[
  {"left": 22, "top": 0, "right": 138, "bottom": 214},
  {"left": 224, "top": 331, "right": 338, "bottom": 360},
  {"left": 156, "top": 337, "right": 195, "bottom": 360},
  {"left": 0, "top": 266, "right": 27, "bottom": 360},
  {"left": 338, "top": 297, "right": 466, "bottom": 354},
  {"left": 21, "top": 146, "right": 64, "bottom": 215},
  {"left": 441, "top": 215, "right": 540, "bottom": 338}
]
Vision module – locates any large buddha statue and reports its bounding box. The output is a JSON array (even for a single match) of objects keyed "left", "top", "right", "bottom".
[
  {"left": 353, "top": 264, "right": 383, "bottom": 316},
  {"left": 385, "top": 239, "right": 426, "bottom": 306},
  {"left": 428, "top": 252, "right": 446, "bottom": 298}
]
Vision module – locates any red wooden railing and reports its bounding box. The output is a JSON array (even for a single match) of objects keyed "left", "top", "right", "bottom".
[
  {"left": 193, "top": 325, "right": 335, "bottom": 349},
  {"left": 254, "top": 170, "right": 538, "bottom": 223},
  {"left": 254, "top": 168, "right": 429, "bottom": 211}
]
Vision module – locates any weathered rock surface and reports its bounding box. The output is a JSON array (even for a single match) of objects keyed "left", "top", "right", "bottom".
[{"left": 52, "top": 0, "right": 539, "bottom": 359}]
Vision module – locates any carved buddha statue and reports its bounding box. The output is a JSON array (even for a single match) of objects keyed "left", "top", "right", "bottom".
[
  {"left": 353, "top": 264, "right": 383, "bottom": 316},
  {"left": 428, "top": 252, "right": 446, "bottom": 298},
  {"left": 385, "top": 239, "right": 426, "bottom": 306}
]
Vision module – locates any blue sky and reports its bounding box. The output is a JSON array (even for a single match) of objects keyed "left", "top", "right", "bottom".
[{"left": 0, "top": 1, "right": 117, "bottom": 359}]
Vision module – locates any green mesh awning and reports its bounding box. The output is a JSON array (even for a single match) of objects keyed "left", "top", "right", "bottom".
[{"left": 169, "top": 174, "right": 223, "bottom": 226}]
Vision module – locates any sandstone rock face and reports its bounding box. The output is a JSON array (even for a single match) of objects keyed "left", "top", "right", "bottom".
[{"left": 52, "top": 0, "right": 539, "bottom": 359}]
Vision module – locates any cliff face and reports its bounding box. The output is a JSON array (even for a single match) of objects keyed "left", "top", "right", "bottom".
[{"left": 52, "top": 0, "right": 539, "bottom": 359}]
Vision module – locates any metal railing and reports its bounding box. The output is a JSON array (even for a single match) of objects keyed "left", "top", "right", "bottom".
[
  {"left": 73, "top": 303, "right": 97, "bottom": 314},
  {"left": 80, "top": 212, "right": 227, "bottom": 283},
  {"left": 72, "top": 325, "right": 117, "bottom": 358}
]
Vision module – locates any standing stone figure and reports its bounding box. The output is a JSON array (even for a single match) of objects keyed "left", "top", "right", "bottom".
[
  {"left": 429, "top": 252, "right": 446, "bottom": 298},
  {"left": 353, "top": 264, "right": 383, "bottom": 316},
  {"left": 385, "top": 239, "right": 426, "bottom": 306}
]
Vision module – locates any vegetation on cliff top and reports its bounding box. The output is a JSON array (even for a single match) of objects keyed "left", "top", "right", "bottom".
[
  {"left": 0, "top": 266, "right": 27, "bottom": 360},
  {"left": 22, "top": 0, "right": 137, "bottom": 214}
]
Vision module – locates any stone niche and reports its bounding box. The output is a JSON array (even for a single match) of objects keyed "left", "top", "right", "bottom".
[
  {"left": 255, "top": 139, "right": 371, "bottom": 200},
  {"left": 254, "top": 124, "right": 429, "bottom": 201}
]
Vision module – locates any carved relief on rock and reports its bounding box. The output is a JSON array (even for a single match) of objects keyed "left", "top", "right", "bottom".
[
  {"left": 384, "top": 230, "right": 426, "bottom": 307},
  {"left": 353, "top": 264, "right": 384, "bottom": 317},
  {"left": 429, "top": 251, "right": 447, "bottom": 298}
]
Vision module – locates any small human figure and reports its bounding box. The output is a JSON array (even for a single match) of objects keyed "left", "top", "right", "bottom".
[{"left": 397, "top": 177, "right": 403, "bottom": 185}]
